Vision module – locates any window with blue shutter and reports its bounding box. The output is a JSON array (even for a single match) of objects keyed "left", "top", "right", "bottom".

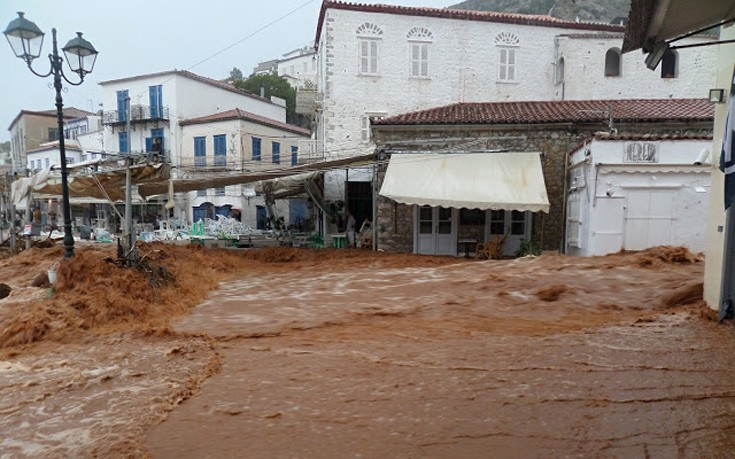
[
  {"left": 291, "top": 145, "right": 298, "bottom": 166},
  {"left": 214, "top": 134, "right": 227, "bottom": 167},
  {"left": 116, "top": 90, "right": 129, "bottom": 122},
  {"left": 272, "top": 142, "right": 281, "bottom": 164},
  {"left": 194, "top": 136, "right": 206, "bottom": 167},
  {"left": 252, "top": 137, "right": 261, "bottom": 161},
  {"left": 149, "top": 85, "right": 163, "bottom": 118},
  {"left": 119, "top": 131, "right": 129, "bottom": 153}
]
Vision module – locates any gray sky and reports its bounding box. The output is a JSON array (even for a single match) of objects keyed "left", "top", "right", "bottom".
[{"left": 0, "top": 0, "right": 452, "bottom": 143}]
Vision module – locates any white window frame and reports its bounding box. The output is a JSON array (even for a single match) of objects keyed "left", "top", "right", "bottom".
[
  {"left": 497, "top": 46, "right": 517, "bottom": 82},
  {"left": 409, "top": 41, "right": 429, "bottom": 78},
  {"left": 358, "top": 38, "right": 379, "bottom": 76}
]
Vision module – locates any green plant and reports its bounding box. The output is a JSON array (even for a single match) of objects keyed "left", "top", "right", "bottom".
[{"left": 515, "top": 239, "right": 542, "bottom": 257}]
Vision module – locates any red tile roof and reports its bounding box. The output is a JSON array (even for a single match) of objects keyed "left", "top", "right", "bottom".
[
  {"left": 316, "top": 1, "right": 625, "bottom": 45},
  {"left": 371, "top": 99, "right": 714, "bottom": 127},
  {"left": 179, "top": 108, "right": 310, "bottom": 136}
]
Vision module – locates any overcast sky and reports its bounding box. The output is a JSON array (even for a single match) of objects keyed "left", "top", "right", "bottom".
[{"left": 0, "top": 0, "right": 451, "bottom": 142}]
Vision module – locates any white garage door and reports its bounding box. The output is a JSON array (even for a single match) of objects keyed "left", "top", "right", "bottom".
[{"left": 624, "top": 189, "right": 676, "bottom": 251}]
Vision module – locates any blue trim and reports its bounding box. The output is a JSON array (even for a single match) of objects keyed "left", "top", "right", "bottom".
[
  {"left": 119, "top": 131, "right": 128, "bottom": 153},
  {"left": 149, "top": 85, "right": 163, "bottom": 118},
  {"left": 214, "top": 134, "right": 227, "bottom": 166},
  {"left": 116, "top": 90, "right": 129, "bottom": 122}
]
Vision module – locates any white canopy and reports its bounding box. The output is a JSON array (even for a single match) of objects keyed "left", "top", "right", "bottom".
[{"left": 379, "top": 152, "right": 550, "bottom": 213}]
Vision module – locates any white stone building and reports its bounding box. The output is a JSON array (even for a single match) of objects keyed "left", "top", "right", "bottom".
[
  {"left": 253, "top": 45, "right": 317, "bottom": 88},
  {"left": 98, "top": 70, "right": 288, "bottom": 223},
  {"left": 566, "top": 134, "right": 712, "bottom": 256},
  {"left": 311, "top": 1, "right": 716, "bottom": 213},
  {"left": 178, "top": 109, "right": 310, "bottom": 228}
]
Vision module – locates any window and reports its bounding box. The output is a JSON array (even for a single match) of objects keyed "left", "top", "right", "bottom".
[
  {"left": 45, "top": 158, "right": 49, "bottom": 168},
  {"left": 272, "top": 142, "right": 281, "bottom": 164},
  {"left": 194, "top": 136, "right": 206, "bottom": 167},
  {"left": 661, "top": 50, "right": 678, "bottom": 78},
  {"left": 489, "top": 210, "right": 505, "bottom": 235},
  {"left": 410, "top": 43, "right": 429, "bottom": 77},
  {"left": 252, "top": 137, "right": 262, "bottom": 161},
  {"left": 494, "top": 32, "right": 519, "bottom": 83},
  {"left": 291, "top": 145, "right": 298, "bottom": 166},
  {"left": 117, "top": 89, "right": 128, "bottom": 122},
  {"left": 407, "top": 26, "right": 432, "bottom": 78},
  {"left": 48, "top": 128, "right": 59, "bottom": 141},
  {"left": 511, "top": 210, "right": 526, "bottom": 235},
  {"left": 149, "top": 85, "right": 163, "bottom": 118},
  {"left": 460, "top": 209, "right": 485, "bottom": 225},
  {"left": 498, "top": 48, "right": 516, "bottom": 81},
  {"left": 215, "top": 186, "right": 225, "bottom": 196},
  {"left": 605, "top": 48, "right": 621, "bottom": 77},
  {"left": 555, "top": 57, "right": 565, "bottom": 84},
  {"left": 65, "top": 157, "right": 74, "bottom": 165},
  {"left": 359, "top": 39, "right": 379, "bottom": 75},
  {"left": 119, "top": 131, "right": 128, "bottom": 153},
  {"left": 213, "top": 134, "right": 227, "bottom": 167},
  {"left": 197, "top": 189, "right": 206, "bottom": 197},
  {"left": 357, "top": 22, "right": 383, "bottom": 76},
  {"left": 82, "top": 155, "right": 87, "bottom": 162}
]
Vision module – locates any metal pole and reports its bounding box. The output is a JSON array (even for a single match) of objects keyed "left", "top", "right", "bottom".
[
  {"left": 372, "top": 163, "right": 378, "bottom": 251},
  {"left": 52, "top": 28, "right": 74, "bottom": 259}
]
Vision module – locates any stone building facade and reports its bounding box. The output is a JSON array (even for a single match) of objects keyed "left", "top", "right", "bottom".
[
  {"left": 371, "top": 99, "right": 714, "bottom": 255},
  {"left": 311, "top": 0, "right": 716, "bottom": 222}
]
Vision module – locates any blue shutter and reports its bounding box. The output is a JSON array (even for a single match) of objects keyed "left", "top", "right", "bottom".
[
  {"left": 119, "top": 131, "right": 128, "bottom": 153},
  {"left": 149, "top": 85, "right": 163, "bottom": 118},
  {"left": 252, "top": 137, "right": 261, "bottom": 161},
  {"left": 194, "top": 136, "right": 206, "bottom": 167},
  {"left": 291, "top": 146, "right": 298, "bottom": 166},
  {"left": 116, "top": 90, "right": 128, "bottom": 122},
  {"left": 272, "top": 142, "right": 280, "bottom": 164},
  {"left": 214, "top": 134, "right": 226, "bottom": 166}
]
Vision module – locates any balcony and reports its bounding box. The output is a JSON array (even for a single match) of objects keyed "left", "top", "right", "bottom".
[
  {"left": 102, "top": 105, "right": 170, "bottom": 127},
  {"left": 297, "top": 140, "right": 324, "bottom": 164}
]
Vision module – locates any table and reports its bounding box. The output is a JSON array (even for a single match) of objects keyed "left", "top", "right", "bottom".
[{"left": 458, "top": 238, "right": 477, "bottom": 258}]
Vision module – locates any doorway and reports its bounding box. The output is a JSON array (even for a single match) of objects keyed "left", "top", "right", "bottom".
[
  {"left": 485, "top": 210, "right": 532, "bottom": 256},
  {"left": 415, "top": 205, "right": 457, "bottom": 256}
]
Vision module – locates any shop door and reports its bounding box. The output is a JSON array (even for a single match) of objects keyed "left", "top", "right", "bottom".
[
  {"left": 624, "top": 189, "right": 675, "bottom": 250},
  {"left": 415, "top": 206, "right": 457, "bottom": 256},
  {"left": 485, "top": 210, "right": 532, "bottom": 256}
]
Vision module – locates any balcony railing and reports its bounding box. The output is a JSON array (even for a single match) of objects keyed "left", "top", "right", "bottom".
[
  {"left": 297, "top": 140, "right": 324, "bottom": 164},
  {"left": 102, "top": 105, "right": 170, "bottom": 125}
]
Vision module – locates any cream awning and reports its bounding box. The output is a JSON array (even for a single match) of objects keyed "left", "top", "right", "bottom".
[{"left": 379, "top": 152, "right": 550, "bottom": 213}]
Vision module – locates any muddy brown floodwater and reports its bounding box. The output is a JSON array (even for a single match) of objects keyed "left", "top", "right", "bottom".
[{"left": 1, "top": 244, "right": 735, "bottom": 458}]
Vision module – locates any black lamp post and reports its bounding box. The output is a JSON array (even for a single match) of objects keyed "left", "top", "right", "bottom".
[{"left": 4, "top": 12, "right": 98, "bottom": 259}]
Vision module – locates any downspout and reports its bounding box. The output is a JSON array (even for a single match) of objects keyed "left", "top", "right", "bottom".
[{"left": 560, "top": 143, "right": 571, "bottom": 253}]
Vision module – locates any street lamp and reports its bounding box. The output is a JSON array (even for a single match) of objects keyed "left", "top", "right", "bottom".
[{"left": 4, "top": 12, "right": 98, "bottom": 259}]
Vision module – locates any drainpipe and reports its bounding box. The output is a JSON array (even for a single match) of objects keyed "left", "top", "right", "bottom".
[{"left": 560, "top": 143, "right": 572, "bottom": 254}]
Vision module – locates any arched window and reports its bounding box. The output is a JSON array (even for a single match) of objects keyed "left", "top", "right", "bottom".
[
  {"left": 356, "top": 23, "right": 383, "bottom": 76},
  {"left": 556, "top": 57, "right": 565, "bottom": 84},
  {"left": 494, "top": 32, "right": 520, "bottom": 82},
  {"left": 661, "top": 49, "right": 678, "bottom": 78},
  {"left": 604, "top": 48, "right": 621, "bottom": 77},
  {"left": 407, "top": 27, "right": 433, "bottom": 78}
]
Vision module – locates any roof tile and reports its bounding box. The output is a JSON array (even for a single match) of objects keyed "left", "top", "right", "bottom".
[
  {"left": 179, "top": 109, "right": 310, "bottom": 136},
  {"left": 372, "top": 99, "right": 714, "bottom": 126}
]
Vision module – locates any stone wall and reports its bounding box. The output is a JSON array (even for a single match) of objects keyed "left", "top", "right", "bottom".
[{"left": 374, "top": 121, "right": 713, "bottom": 254}]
